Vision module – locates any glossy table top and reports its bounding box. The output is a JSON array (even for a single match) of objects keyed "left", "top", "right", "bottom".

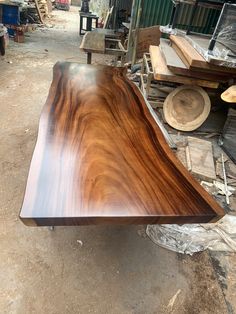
[{"left": 20, "top": 62, "right": 225, "bottom": 226}]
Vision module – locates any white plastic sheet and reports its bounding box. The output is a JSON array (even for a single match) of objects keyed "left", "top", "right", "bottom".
[{"left": 146, "top": 215, "right": 236, "bottom": 255}]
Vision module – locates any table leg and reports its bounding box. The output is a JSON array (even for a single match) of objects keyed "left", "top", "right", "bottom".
[
  {"left": 87, "top": 52, "right": 92, "bottom": 64},
  {"left": 79, "top": 16, "right": 83, "bottom": 35},
  {"left": 87, "top": 17, "right": 92, "bottom": 31}
]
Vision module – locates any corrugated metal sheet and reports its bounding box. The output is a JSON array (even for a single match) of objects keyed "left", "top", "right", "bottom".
[
  {"left": 90, "top": 0, "right": 133, "bottom": 20},
  {"left": 140, "top": 0, "right": 221, "bottom": 34},
  {"left": 140, "top": 0, "right": 173, "bottom": 28},
  {"left": 117, "top": 0, "right": 132, "bottom": 11}
]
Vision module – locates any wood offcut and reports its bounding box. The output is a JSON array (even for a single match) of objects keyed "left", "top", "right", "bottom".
[
  {"left": 186, "top": 137, "right": 216, "bottom": 181},
  {"left": 20, "top": 63, "right": 225, "bottom": 226}
]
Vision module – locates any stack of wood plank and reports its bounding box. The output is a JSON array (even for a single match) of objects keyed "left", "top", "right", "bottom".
[{"left": 155, "top": 35, "right": 236, "bottom": 88}]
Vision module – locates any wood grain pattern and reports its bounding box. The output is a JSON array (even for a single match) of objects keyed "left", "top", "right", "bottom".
[
  {"left": 80, "top": 32, "right": 105, "bottom": 53},
  {"left": 19, "top": 62, "right": 225, "bottom": 226},
  {"left": 163, "top": 85, "right": 211, "bottom": 132},
  {"left": 187, "top": 137, "right": 216, "bottom": 181}
]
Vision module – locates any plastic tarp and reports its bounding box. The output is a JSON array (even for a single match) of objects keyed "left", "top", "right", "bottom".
[{"left": 146, "top": 215, "right": 236, "bottom": 255}]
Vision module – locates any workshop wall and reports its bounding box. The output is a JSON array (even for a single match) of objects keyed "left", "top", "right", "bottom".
[
  {"left": 139, "top": 0, "right": 220, "bottom": 34},
  {"left": 90, "top": 0, "right": 132, "bottom": 23}
]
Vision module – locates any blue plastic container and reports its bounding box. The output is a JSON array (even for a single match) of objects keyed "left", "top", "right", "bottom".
[{"left": 2, "top": 4, "right": 20, "bottom": 25}]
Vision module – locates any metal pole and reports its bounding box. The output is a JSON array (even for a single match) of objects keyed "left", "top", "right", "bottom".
[
  {"left": 131, "top": 0, "right": 142, "bottom": 65},
  {"left": 112, "top": 0, "right": 118, "bottom": 30},
  {"left": 208, "top": 3, "right": 227, "bottom": 53},
  {"left": 127, "top": 0, "right": 138, "bottom": 62}
]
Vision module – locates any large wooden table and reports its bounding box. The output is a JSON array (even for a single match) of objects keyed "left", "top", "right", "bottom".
[{"left": 20, "top": 62, "right": 224, "bottom": 226}]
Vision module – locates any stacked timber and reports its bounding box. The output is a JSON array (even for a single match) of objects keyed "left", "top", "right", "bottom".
[
  {"left": 159, "top": 35, "right": 236, "bottom": 83},
  {"left": 148, "top": 34, "right": 236, "bottom": 132}
]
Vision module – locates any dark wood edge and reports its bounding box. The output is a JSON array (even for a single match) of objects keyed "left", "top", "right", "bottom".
[
  {"left": 20, "top": 214, "right": 222, "bottom": 226},
  {"left": 129, "top": 78, "right": 225, "bottom": 221}
]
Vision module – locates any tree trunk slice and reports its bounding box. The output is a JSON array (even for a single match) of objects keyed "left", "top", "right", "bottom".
[{"left": 163, "top": 85, "right": 211, "bottom": 131}]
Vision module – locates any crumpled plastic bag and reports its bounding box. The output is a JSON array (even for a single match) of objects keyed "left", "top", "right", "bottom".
[{"left": 146, "top": 214, "right": 236, "bottom": 255}]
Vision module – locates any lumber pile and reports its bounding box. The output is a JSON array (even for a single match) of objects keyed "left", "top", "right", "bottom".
[
  {"left": 149, "top": 44, "right": 220, "bottom": 88},
  {"left": 146, "top": 33, "right": 236, "bottom": 132},
  {"left": 160, "top": 35, "right": 236, "bottom": 81}
]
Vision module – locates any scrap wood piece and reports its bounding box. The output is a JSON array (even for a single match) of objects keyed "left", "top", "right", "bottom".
[
  {"left": 170, "top": 35, "right": 209, "bottom": 69},
  {"left": 186, "top": 137, "right": 216, "bottom": 181},
  {"left": 149, "top": 45, "right": 219, "bottom": 89},
  {"left": 221, "top": 85, "right": 236, "bottom": 103},
  {"left": 19, "top": 62, "right": 224, "bottom": 226},
  {"left": 136, "top": 26, "right": 161, "bottom": 59},
  {"left": 167, "top": 289, "right": 181, "bottom": 310},
  {"left": 170, "top": 35, "right": 236, "bottom": 75}
]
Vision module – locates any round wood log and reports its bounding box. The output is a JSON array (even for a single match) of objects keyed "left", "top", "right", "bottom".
[
  {"left": 221, "top": 85, "right": 236, "bottom": 103},
  {"left": 163, "top": 85, "right": 211, "bottom": 131}
]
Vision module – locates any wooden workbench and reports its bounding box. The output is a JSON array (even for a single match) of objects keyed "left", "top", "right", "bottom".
[
  {"left": 19, "top": 62, "right": 224, "bottom": 226},
  {"left": 80, "top": 31, "right": 126, "bottom": 65}
]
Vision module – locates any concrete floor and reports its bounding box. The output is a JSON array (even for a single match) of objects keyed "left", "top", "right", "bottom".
[{"left": 0, "top": 8, "right": 235, "bottom": 314}]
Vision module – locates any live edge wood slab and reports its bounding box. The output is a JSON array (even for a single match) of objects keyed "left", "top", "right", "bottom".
[{"left": 20, "top": 62, "right": 225, "bottom": 226}]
